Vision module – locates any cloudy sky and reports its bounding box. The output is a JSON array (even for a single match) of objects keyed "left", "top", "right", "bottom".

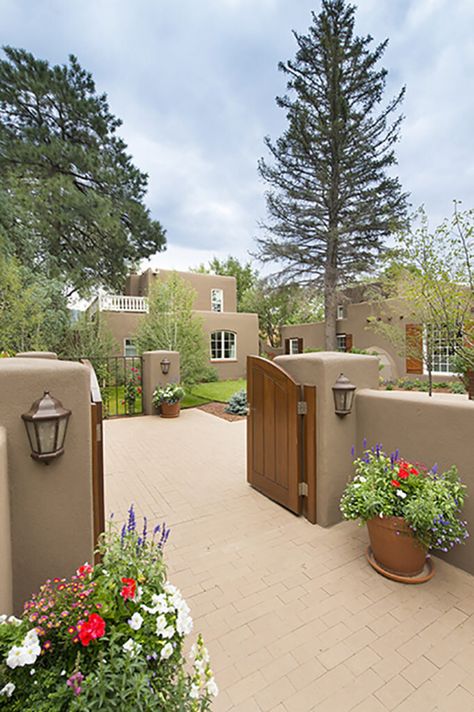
[{"left": 2, "top": 0, "right": 474, "bottom": 273}]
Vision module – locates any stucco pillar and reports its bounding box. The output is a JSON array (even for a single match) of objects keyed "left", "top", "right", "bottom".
[
  {"left": 16, "top": 351, "right": 58, "bottom": 359},
  {"left": 275, "top": 352, "right": 379, "bottom": 527},
  {"left": 0, "top": 427, "right": 13, "bottom": 614},
  {"left": 142, "top": 351, "right": 180, "bottom": 415},
  {"left": 0, "top": 357, "right": 94, "bottom": 613}
]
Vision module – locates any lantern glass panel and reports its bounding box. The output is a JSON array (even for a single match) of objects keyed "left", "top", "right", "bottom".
[
  {"left": 24, "top": 420, "right": 39, "bottom": 452},
  {"left": 39, "top": 420, "right": 57, "bottom": 454},
  {"left": 56, "top": 417, "right": 68, "bottom": 451}
]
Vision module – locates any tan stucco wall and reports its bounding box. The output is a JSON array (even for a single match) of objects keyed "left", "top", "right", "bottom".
[
  {"left": 356, "top": 390, "right": 474, "bottom": 575},
  {"left": 275, "top": 352, "right": 380, "bottom": 526},
  {"left": 142, "top": 351, "right": 180, "bottom": 415},
  {"left": 0, "top": 358, "right": 94, "bottom": 611},
  {"left": 125, "top": 268, "right": 238, "bottom": 313},
  {"left": 102, "top": 311, "right": 144, "bottom": 356},
  {"left": 0, "top": 427, "right": 13, "bottom": 615},
  {"left": 197, "top": 311, "right": 259, "bottom": 379}
]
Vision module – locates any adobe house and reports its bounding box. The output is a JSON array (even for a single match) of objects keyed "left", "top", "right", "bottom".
[
  {"left": 90, "top": 268, "right": 259, "bottom": 379},
  {"left": 281, "top": 286, "right": 456, "bottom": 382}
]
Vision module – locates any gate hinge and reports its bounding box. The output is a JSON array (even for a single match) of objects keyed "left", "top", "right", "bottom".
[
  {"left": 297, "top": 401, "right": 307, "bottom": 415},
  {"left": 299, "top": 482, "right": 308, "bottom": 497},
  {"left": 96, "top": 423, "right": 102, "bottom": 442}
]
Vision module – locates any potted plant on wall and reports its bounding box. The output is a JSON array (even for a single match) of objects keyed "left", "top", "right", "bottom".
[
  {"left": 152, "top": 383, "right": 185, "bottom": 418},
  {"left": 340, "top": 443, "right": 469, "bottom": 583}
]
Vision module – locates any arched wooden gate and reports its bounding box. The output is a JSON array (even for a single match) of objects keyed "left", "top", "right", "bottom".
[{"left": 247, "top": 356, "right": 317, "bottom": 523}]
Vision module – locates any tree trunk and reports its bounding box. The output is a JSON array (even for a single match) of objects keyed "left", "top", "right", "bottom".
[{"left": 324, "top": 265, "right": 338, "bottom": 350}]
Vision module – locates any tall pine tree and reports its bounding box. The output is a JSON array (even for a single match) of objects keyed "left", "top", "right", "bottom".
[{"left": 256, "top": 0, "right": 408, "bottom": 349}]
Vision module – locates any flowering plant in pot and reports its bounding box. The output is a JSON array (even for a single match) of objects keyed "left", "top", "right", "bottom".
[
  {"left": 0, "top": 506, "right": 217, "bottom": 710},
  {"left": 340, "top": 443, "right": 469, "bottom": 580},
  {"left": 152, "top": 383, "right": 186, "bottom": 418}
]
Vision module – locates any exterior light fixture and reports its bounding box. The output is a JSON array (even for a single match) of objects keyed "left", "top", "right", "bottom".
[
  {"left": 332, "top": 373, "right": 356, "bottom": 416},
  {"left": 21, "top": 391, "right": 71, "bottom": 464},
  {"left": 160, "top": 358, "right": 171, "bottom": 375}
]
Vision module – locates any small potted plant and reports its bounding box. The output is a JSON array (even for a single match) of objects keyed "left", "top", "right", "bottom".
[
  {"left": 152, "top": 383, "right": 185, "bottom": 418},
  {"left": 340, "top": 443, "right": 469, "bottom": 582}
]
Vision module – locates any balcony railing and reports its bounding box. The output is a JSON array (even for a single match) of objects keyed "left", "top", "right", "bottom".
[{"left": 97, "top": 295, "right": 149, "bottom": 313}]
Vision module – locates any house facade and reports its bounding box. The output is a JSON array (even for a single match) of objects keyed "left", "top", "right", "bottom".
[
  {"left": 90, "top": 268, "right": 259, "bottom": 379},
  {"left": 280, "top": 292, "right": 457, "bottom": 382}
]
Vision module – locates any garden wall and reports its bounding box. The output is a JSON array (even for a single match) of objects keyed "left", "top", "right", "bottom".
[
  {"left": 356, "top": 390, "right": 474, "bottom": 574},
  {"left": 0, "top": 427, "right": 13, "bottom": 615}
]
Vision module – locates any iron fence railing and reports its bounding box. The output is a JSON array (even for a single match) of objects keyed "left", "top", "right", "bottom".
[{"left": 81, "top": 356, "right": 143, "bottom": 418}]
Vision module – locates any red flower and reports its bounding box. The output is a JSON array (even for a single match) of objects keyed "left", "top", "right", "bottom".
[
  {"left": 391, "top": 479, "right": 401, "bottom": 487},
  {"left": 398, "top": 468, "right": 410, "bottom": 480},
  {"left": 76, "top": 563, "right": 93, "bottom": 577},
  {"left": 120, "top": 577, "right": 137, "bottom": 601},
  {"left": 78, "top": 613, "right": 106, "bottom": 647}
]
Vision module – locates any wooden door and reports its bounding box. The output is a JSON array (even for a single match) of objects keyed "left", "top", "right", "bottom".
[{"left": 247, "top": 356, "right": 301, "bottom": 514}]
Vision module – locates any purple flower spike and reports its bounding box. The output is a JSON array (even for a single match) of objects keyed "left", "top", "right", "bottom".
[
  {"left": 142, "top": 516, "right": 148, "bottom": 544},
  {"left": 363, "top": 438, "right": 367, "bottom": 449},
  {"left": 432, "top": 463, "right": 438, "bottom": 474},
  {"left": 351, "top": 445, "right": 355, "bottom": 457},
  {"left": 120, "top": 524, "right": 126, "bottom": 545},
  {"left": 127, "top": 504, "right": 136, "bottom": 533}
]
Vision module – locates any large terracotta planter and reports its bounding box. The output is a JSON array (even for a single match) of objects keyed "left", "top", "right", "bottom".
[
  {"left": 467, "top": 369, "right": 474, "bottom": 400},
  {"left": 367, "top": 516, "right": 427, "bottom": 577},
  {"left": 160, "top": 401, "right": 181, "bottom": 418}
]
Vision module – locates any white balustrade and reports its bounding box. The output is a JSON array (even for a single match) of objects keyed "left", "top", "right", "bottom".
[{"left": 98, "top": 294, "right": 149, "bottom": 313}]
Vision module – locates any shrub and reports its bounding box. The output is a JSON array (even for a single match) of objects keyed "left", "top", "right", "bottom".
[
  {"left": 450, "top": 381, "right": 466, "bottom": 394},
  {"left": 225, "top": 389, "right": 248, "bottom": 416},
  {"left": 0, "top": 507, "right": 217, "bottom": 710},
  {"left": 200, "top": 367, "right": 219, "bottom": 383}
]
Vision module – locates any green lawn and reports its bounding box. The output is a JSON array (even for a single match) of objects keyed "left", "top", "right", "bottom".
[
  {"left": 102, "top": 385, "right": 143, "bottom": 417},
  {"left": 182, "top": 379, "right": 246, "bottom": 409}
]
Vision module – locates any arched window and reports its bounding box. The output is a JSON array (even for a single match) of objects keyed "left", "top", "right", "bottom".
[{"left": 210, "top": 331, "right": 237, "bottom": 360}]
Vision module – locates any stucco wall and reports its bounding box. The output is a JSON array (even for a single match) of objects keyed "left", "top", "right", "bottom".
[
  {"left": 198, "top": 311, "right": 259, "bottom": 379},
  {"left": 356, "top": 390, "right": 474, "bottom": 574},
  {"left": 125, "top": 268, "right": 238, "bottom": 313},
  {"left": 0, "top": 427, "right": 13, "bottom": 615},
  {"left": 142, "top": 351, "right": 180, "bottom": 415},
  {"left": 102, "top": 311, "right": 144, "bottom": 356},
  {"left": 0, "top": 358, "right": 94, "bottom": 611}
]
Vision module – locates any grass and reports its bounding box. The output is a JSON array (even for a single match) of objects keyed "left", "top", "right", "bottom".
[
  {"left": 102, "top": 385, "right": 143, "bottom": 417},
  {"left": 181, "top": 379, "right": 246, "bottom": 409}
]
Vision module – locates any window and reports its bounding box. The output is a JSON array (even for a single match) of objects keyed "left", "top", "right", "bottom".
[
  {"left": 211, "top": 331, "right": 236, "bottom": 360},
  {"left": 336, "top": 334, "right": 347, "bottom": 352},
  {"left": 425, "top": 327, "right": 458, "bottom": 374},
  {"left": 124, "top": 338, "right": 137, "bottom": 357},
  {"left": 211, "top": 288, "right": 224, "bottom": 313},
  {"left": 289, "top": 338, "right": 300, "bottom": 354},
  {"left": 337, "top": 305, "right": 345, "bottom": 320}
]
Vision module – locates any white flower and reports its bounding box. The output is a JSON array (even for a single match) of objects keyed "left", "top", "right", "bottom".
[
  {"left": 128, "top": 612, "right": 143, "bottom": 631},
  {"left": 7, "top": 616, "right": 22, "bottom": 626},
  {"left": 195, "top": 658, "right": 206, "bottom": 675},
  {"left": 190, "top": 683, "right": 200, "bottom": 699},
  {"left": 190, "top": 643, "right": 198, "bottom": 659},
  {"left": 21, "top": 642, "right": 41, "bottom": 665},
  {"left": 353, "top": 483, "right": 360, "bottom": 489},
  {"left": 396, "top": 490, "right": 407, "bottom": 499},
  {"left": 160, "top": 642, "right": 173, "bottom": 660},
  {"left": 0, "top": 682, "right": 15, "bottom": 698},
  {"left": 143, "top": 593, "right": 170, "bottom": 615},
  {"left": 134, "top": 586, "right": 143, "bottom": 603},
  {"left": 0, "top": 615, "right": 7, "bottom": 625},
  {"left": 30, "top": 668, "right": 36, "bottom": 676},
  {"left": 24, "top": 630, "right": 40, "bottom": 647},
  {"left": 164, "top": 582, "right": 179, "bottom": 596},
  {"left": 61, "top": 670, "right": 66, "bottom": 676},
  {"left": 6, "top": 646, "right": 26, "bottom": 669},
  {"left": 176, "top": 611, "right": 193, "bottom": 636},
  {"left": 206, "top": 678, "right": 219, "bottom": 697},
  {"left": 156, "top": 614, "right": 169, "bottom": 636},
  {"left": 163, "top": 625, "right": 175, "bottom": 639},
  {"left": 359, "top": 476, "right": 366, "bottom": 482},
  {"left": 122, "top": 638, "right": 142, "bottom": 658}
]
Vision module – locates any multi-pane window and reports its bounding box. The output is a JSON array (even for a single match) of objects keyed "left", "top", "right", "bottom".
[
  {"left": 336, "top": 334, "right": 347, "bottom": 352},
  {"left": 211, "top": 288, "right": 224, "bottom": 312},
  {"left": 289, "top": 338, "right": 300, "bottom": 354},
  {"left": 124, "top": 338, "right": 137, "bottom": 357},
  {"left": 211, "top": 331, "right": 236, "bottom": 360},
  {"left": 426, "top": 327, "right": 458, "bottom": 374},
  {"left": 337, "top": 305, "right": 345, "bottom": 320}
]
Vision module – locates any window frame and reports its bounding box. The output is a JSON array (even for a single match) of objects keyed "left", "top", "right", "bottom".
[
  {"left": 210, "top": 330, "right": 237, "bottom": 361},
  {"left": 337, "top": 305, "right": 345, "bottom": 320},
  {"left": 423, "top": 325, "right": 459, "bottom": 376},
  {"left": 336, "top": 333, "right": 347, "bottom": 352},
  {"left": 289, "top": 338, "right": 300, "bottom": 355},
  {"left": 123, "top": 338, "right": 137, "bottom": 357},
  {"left": 211, "top": 288, "right": 224, "bottom": 313}
]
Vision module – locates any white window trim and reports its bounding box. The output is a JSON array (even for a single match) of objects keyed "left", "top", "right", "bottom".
[
  {"left": 123, "top": 338, "right": 137, "bottom": 357},
  {"left": 211, "top": 288, "right": 224, "bottom": 313},
  {"left": 289, "top": 338, "right": 300, "bottom": 355},
  {"left": 337, "top": 305, "right": 345, "bottom": 320},
  {"left": 210, "top": 330, "right": 237, "bottom": 361},
  {"left": 336, "top": 333, "right": 346, "bottom": 352},
  {"left": 422, "top": 326, "right": 458, "bottom": 376}
]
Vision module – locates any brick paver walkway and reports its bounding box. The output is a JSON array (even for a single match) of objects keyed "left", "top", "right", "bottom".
[{"left": 105, "top": 411, "right": 474, "bottom": 712}]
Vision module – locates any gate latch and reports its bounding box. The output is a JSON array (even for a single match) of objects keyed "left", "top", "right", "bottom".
[
  {"left": 298, "top": 482, "right": 308, "bottom": 497},
  {"left": 297, "top": 401, "right": 308, "bottom": 415}
]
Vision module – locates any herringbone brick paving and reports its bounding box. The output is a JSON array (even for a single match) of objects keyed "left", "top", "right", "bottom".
[{"left": 104, "top": 411, "right": 474, "bottom": 711}]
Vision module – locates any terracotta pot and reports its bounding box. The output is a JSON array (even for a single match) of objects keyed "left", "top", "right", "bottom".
[
  {"left": 367, "top": 516, "right": 427, "bottom": 577},
  {"left": 160, "top": 401, "right": 181, "bottom": 418},
  {"left": 467, "top": 369, "right": 474, "bottom": 400}
]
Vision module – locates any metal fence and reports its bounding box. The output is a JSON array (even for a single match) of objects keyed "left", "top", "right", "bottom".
[{"left": 82, "top": 356, "right": 143, "bottom": 418}]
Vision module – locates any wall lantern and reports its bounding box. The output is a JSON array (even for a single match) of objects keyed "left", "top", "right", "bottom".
[
  {"left": 160, "top": 358, "right": 171, "bottom": 375},
  {"left": 21, "top": 391, "right": 71, "bottom": 464},
  {"left": 332, "top": 373, "right": 356, "bottom": 416}
]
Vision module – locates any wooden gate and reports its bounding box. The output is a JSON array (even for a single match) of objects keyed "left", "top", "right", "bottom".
[
  {"left": 82, "top": 360, "right": 105, "bottom": 557},
  {"left": 247, "top": 356, "right": 316, "bottom": 522}
]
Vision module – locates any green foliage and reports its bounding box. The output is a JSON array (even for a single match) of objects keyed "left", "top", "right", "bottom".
[
  {"left": 61, "top": 311, "right": 116, "bottom": 362},
  {"left": 0, "top": 254, "right": 70, "bottom": 354},
  {"left": 136, "top": 274, "right": 210, "bottom": 387},
  {"left": 256, "top": 0, "right": 408, "bottom": 349},
  {"left": 224, "top": 389, "right": 248, "bottom": 416},
  {"left": 0, "top": 47, "right": 166, "bottom": 295},
  {"left": 396, "top": 378, "right": 466, "bottom": 395},
  {"left": 153, "top": 383, "right": 186, "bottom": 407},
  {"left": 192, "top": 256, "right": 258, "bottom": 311},
  {"left": 340, "top": 445, "right": 469, "bottom": 551},
  {"left": 240, "top": 280, "right": 323, "bottom": 347},
  {"left": 123, "top": 367, "right": 142, "bottom": 415},
  {"left": 0, "top": 507, "right": 217, "bottom": 711},
  {"left": 181, "top": 379, "right": 246, "bottom": 409}
]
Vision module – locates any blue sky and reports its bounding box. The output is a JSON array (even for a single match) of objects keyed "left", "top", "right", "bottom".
[{"left": 2, "top": 0, "right": 474, "bottom": 273}]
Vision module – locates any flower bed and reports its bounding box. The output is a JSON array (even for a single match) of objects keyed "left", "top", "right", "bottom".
[{"left": 0, "top": 507, "right": 217, "bottom": 710}]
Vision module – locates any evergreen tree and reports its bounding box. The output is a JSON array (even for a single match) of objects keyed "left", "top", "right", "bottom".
[
  {"left": 256, "top": 0, "right": 408, "bottom": 349},
  {"left": 0, "top": 47, "right": 166, "bottom": 295}
]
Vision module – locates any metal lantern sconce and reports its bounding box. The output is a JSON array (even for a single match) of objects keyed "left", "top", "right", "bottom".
[
  {"left": 160, "top": 358, "right": 171, "bottom": 375},
  {"left": 21, "top": 391, "right": 71, "bottom": 464},
  {"left": 332, "top": 373, "right": 356, "bottom": 416}
]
